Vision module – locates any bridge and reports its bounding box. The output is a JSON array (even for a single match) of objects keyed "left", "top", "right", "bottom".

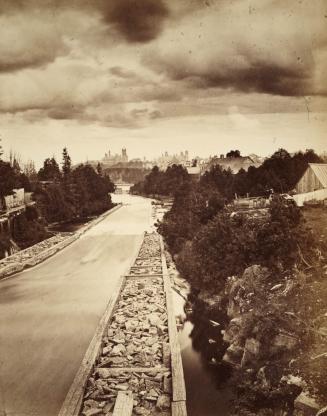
[{"left": 114, "top": 182, "right": 134, "bottom": 194}]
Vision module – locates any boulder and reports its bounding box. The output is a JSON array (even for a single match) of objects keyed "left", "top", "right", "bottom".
[
  {"left": 241, "top": 338, "right": 261, "bottom": 367},
  {"left": 244, "top": 338, "right": 260, "bottom": 355},
  {"left": 111, "top": 343, "right": 126, "bottom": 356},
  {"left": 273, "top": 333, "right": 298, "bottom": 351},
  {"left": 156, "top": 394, "right": 171, "bottom": 410},
  {"left": 223, "top": 343, "right": 244, "bottom": 366}
]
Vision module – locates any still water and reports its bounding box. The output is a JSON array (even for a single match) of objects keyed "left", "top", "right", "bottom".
[{"left": 173, "top": 289, "right": 234, "bottom": 416}]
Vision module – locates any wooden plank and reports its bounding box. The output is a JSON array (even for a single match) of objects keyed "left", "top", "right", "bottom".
[
  {"left": 125, "top": 273, "right": 163, "bottom": 279},
  {"left": 131, "top": 265, "right": 161, "bottom": 270},
  {"left": 95, "top": 366, "right": 170, "bottom": 375},
  {"left": 172, "top": 401, "right": 187, "bottom": 416},
  {"left": 160, "top": 237, "right": 187, "bottom": 405},
  {"left": 58, "top": 276, "right": 126, "bottom": 416},
  {"left": 136, "top": 257, "right": 162, "bottom": 261},
  {"left": 113, "top": 391, "right": 133, "bottom": 416}
]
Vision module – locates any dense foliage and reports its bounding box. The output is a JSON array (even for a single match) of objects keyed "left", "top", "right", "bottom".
[
  {"left": 130, "top": 164, "right": 190, "bottom": 197},
  {"left": 0, "top": 160, "right": 31, "bottom": 199},
  {"left": 12, "top": 206, "right": 48, "bottom": 249},
  {"left": 132, "top": 148, "right": 321, "bottom": 200},
  {"left": 0, "top": 148, "right": 115, "bottom": 256},
  {"left": 172, "top": 196, "right": 316, "bottom": 292},
  {"left": 233, "top": 148, "right": 322, "bottom": 196},
  {"left": 35, "top": 152, "right": 115, "bottom": 223}
]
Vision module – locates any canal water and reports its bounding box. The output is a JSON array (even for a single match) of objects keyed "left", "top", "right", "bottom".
[
  {"left": 47, "top": 218, "right": 92, "bottom": 233},
  {"left": 172, "top": 288, "right": 234, "bottom": 416}
]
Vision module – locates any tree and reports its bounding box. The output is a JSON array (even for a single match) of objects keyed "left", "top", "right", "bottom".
[
  {"left": 0, "top": 137, "right": 3, "bottom": 159},
  {"left": 96, "top": 162, "right": 103, "bottom": 176},
  {"left": 24, "top": 160, "right": 38, "bottom": 182},
  {"left": 226, "top": 150, "right": 241, "bottom": 158},
  {"left": 38, "top": 157, "right": 61, "bottom": 181},
  {"left": 62, "top": 147, "right": 72, "bottom": 179},
  {"left": 0, "top": 161, "right": 16, "bottom": 196}
]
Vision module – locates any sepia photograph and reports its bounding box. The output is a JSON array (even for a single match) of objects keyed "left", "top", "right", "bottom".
[{"left": 0, "top": 1, "right": 326, "bottom": 415}]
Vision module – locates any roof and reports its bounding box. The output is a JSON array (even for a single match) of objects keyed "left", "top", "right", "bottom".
[
  {"left": 309, "top": 163, "right": 327, "bottom": 188},
  {"left": 187, "top": 166, "right": 201, "bottom": 175}
]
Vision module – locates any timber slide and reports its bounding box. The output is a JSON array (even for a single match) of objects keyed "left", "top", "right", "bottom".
[{"left": 59, "top": 231, "right": 187, "bottom": 416}]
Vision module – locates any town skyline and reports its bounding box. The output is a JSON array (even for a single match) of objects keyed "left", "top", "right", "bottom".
[{"left": 1, "top": 137, "right": 326, "bottom": 170}]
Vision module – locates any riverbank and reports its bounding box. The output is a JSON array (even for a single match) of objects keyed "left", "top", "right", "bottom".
[
  {"left": 156, "top": 196, "right": 327, "bottom": 416},
  {"left": 0, "top": 204, "right": 122, "bottom": 280}
]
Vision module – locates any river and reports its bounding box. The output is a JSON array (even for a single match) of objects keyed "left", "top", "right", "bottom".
[
  {"left": 0, "top": 194, "right": 233, "bottom": 416},
  {"left": 173, "top": 286, "right": 234, "bottom": 416},
  {"left": 0, "top": 194, "right": 152, "bottom": 416}
]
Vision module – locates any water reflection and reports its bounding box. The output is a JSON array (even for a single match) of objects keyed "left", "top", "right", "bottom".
[{"left": 173, "top": 290, "right": 234, "bottom": 416}]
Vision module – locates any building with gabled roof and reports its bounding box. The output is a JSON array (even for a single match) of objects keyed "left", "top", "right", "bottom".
[{"left": 296, "top": 163, "right": 327, "bottom": 194}]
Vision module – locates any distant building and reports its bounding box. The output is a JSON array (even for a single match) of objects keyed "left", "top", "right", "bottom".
[
  {"left": 154, "top": 150, "right": 189, "bottom": 170},
  {"left": 203, "top": 154, "right": 261, "bottom": 174},
  {"left": 187, "top": 166, "right": 201, "bottom": 181},
  {"left": 102, "top": 148, "right": 128, "bottom": 167},
  {"left": 293, "top": 163, "right": 327, "bottom": 206}
]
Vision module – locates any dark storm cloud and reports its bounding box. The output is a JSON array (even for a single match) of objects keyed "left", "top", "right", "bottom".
[
  {"left": 143, "top": 0, "right": 327, "bottom": 98},
  {"left": 160, "top": 60, "right": 314, "bottom": 97},
  {"left": 104, "top": 0, "right": 169, "bottom": 43}
]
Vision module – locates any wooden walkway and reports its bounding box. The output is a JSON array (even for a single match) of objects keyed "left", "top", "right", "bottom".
[{"left": 58, "top": 232, "right": 186, "bottom": 416}]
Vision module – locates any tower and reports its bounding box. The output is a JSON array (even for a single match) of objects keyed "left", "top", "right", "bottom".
[{"left": 122, "top": 148, "right": 128, "bottom": 162}]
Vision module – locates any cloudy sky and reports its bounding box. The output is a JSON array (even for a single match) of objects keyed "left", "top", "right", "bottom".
[{"left": 0, "top": 0, "right": 326, "bottom": 167}]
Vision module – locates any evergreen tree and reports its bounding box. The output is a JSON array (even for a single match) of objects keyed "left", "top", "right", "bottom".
[
  {"left": 0, "top": 137, "right": 3, "bottom": 159},
  {"left": 62, "top": 147, "right": 72, "bottom": 179},
  {"left": 96, "top": 162, "right": 103, "bottom": 176},
  {"left": 38, "top": 157, "right": 61, "bottom": 181}
]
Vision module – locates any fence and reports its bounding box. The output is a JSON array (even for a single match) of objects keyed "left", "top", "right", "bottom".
[{"left": 293, "top": 188, "right": 327, "bottom": 207}]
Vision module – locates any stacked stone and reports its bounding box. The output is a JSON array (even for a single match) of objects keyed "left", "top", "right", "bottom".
[
  {"left": 80, "top": 232, "right": 172, "bottom": 416},
  {"left": 0, "top": 233, "right": 71, "bottom": 267}
]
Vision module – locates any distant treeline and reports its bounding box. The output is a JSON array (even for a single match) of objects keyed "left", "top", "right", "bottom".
[
  {"left": 131, "top": 148, "right": 322, "bottom": 199},
  {"left": 103, "top": 166, "right": 151, "bottom": 184},
  {"left": 130, "top": 164, "right": 190, "bottom": 196},
  {"left": 0, "top": 148, "right": 114, "bottom": 255}
]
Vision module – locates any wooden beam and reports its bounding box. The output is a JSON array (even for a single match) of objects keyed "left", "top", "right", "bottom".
[
  {"left": 112, "top": 391, "right": 133, "bottom": 416},
  {"left": 172, "top": 401, "right": 187, "bottom": 416},
  {"left": 160, "top": 237, "right": 187, "bottom": 405},
  {"left": 95, "top": 366, "right": 170, "bottom": 375},
  {"left": 130, "top": 265, "right": 162, "bottom": 269},
  {"left": 125, "top": 273, "right": 163, "bottom": 279}
]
